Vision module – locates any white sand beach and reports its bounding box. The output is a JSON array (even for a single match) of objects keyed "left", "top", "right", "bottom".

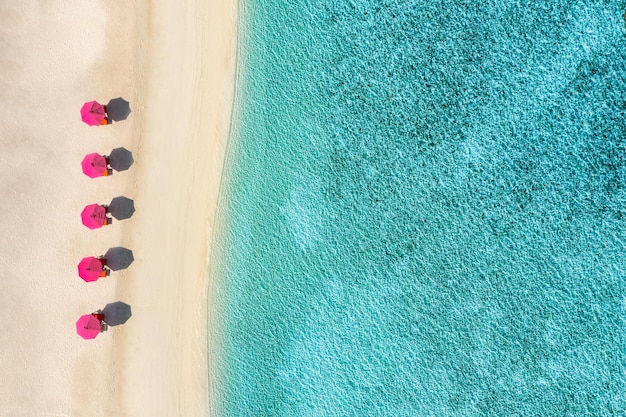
[{"left": 0, "top": 0, "right": 236, "bottom": 416}]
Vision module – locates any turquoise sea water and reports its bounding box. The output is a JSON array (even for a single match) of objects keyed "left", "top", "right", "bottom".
[{"left": 212, "top": 0, "right": 626, "bottom": 415}]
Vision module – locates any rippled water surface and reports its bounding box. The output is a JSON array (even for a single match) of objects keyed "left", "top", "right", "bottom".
[{"left": 213, "top": 1, "right": 626, "bottom": 415}]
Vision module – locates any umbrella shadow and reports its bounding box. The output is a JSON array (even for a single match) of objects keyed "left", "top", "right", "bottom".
[
  {"left": 102, "top": 302, "right": 132, "bottom": 326},
  {"left": 104, "top": 247, "right": 134, "bottom": 271},
  {"left": 106, "top": 97, "right": 131, "bottom": 122},
  {"left": 108, "top": 196, "right": 135, "bottom": 220},
  {"left": 108, "top": 147, "right": 134, "bottom": 172}
]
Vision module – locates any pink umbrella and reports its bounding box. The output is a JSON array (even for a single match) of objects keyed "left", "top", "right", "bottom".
[
  {"left": 77, "top": 256, "right": 106, "bottom": 282},
  {"left": 81, "top": 204, "right": 107, "bottom": 229},
  {"left": 81, "top": 153, "right": 108, "bottom": 178},
  {"left": 76, "top": 314, "right": 102, "bottom": 339},
  {"left": 80, "top": 101, "right": 107, "bottom": 126}
]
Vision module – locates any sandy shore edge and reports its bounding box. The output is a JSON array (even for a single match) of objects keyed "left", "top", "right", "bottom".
[{"left": 113, "top": 0, "right": 237, "bottom": 416}]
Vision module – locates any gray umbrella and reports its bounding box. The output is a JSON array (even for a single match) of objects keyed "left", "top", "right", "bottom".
[
  {"left": 106, "top": 97, "right": 131, "bottom": 122},
  {"left": 104, "top": 247, "right": 134, "bottom": 271},
  {"left": 102, "top": 302, "right": 132, "bottom": 326},
  {"left": 108, "top": 147, "right": 134, "bottom": 172},
  {"left": 108, "top": 196, "right": 135, "bottom": 220}
]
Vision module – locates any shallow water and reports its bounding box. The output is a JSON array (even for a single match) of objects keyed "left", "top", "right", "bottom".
[{"left": 213, "top": 0, "right": 626, "bottom": 415}]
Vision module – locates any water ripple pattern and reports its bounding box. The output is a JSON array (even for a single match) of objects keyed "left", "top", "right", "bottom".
[{"left": 214, "top": 0, "right": 626, "bottom": 415}]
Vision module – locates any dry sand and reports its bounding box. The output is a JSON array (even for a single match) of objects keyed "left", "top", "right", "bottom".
[{"left": 0, "top": 0, "right": 237, "bottom": 416}]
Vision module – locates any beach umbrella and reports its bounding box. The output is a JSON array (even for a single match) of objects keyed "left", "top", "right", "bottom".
[
  {"left": 108, "top": 196, "right": 135, "bottom": 220},
  {"left": 77, "top": 256, "right": 105, "bottom": 282},
  {"left": 108, "top": 147, "right": 134, "bottom": 172},
  {"left": 104, "top": 247, "right": 134, "bottom": 271},
  {"left": 80, "top": 101, "right": 107, "bottom": 126},
  {"left": 81, "top": 153, "right": 108, "bottom": 178},
  {"left": 76, "top": 314, "right": 101, "bottom": 339},
  {"left": 102, "top": 302, "right": 132, "bottom": 326},
  {"left": 81, "top": 204, "right": 107, "bottom": 229},
  {"left": 106, "top": 97, "right": 131, "bottom": 122}
]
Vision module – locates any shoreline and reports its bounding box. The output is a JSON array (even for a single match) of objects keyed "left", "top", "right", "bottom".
[{"left": 112, "top": 0, "right": 238, "bottom": 416}]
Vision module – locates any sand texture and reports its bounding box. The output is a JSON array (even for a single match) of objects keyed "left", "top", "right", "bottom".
[{"left": 0, "top": 1, "right": 236, "bottom": 416}]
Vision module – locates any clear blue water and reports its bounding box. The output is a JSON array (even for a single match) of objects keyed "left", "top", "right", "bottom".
[{"left": 212, "top": 0, "right": 626, "bottom": 415}]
